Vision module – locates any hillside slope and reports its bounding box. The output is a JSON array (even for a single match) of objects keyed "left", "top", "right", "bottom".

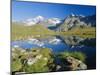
[{"left": 11, "top": 22, "right": 55, "bottom": 40}]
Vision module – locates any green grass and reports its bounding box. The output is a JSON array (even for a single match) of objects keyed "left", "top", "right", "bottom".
[
  {"left": 12, "top": 47, "right": 54, "bottom": 73},
  {"left": 59, "top": 27, "right": 96, "bottom": 39},
  {"left": 23, "top": 58, "right": 49, "bottom": 73},
  {"left": 12, "top": 22, "right": 95, "bottom": 40},
  {"left": 11, "top": 23, "right": 56, "bottom": 40},
  {"left": 11, "top": 59, "right": 22, "bottom": 72},
  {"left": 57, "top": 51, "right": 86, "bottom": 62},
  {"left": 12, "top": 47, "right": 87, "bottom": 73}
]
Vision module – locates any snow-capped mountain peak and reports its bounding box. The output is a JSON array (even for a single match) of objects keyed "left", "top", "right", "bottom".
[
  {"left": 79, "top": 15, "right": 85, "bottom": 18},
  {"left": 33, "top": 15, "right": 44, "bottom": 22},
  {"left": 47, "top": 18, "right": 61, "bottom": 25},
  {"left": 23, "top": 15, "right": 44, "bottom": 26},
  {"left": 23, "top": 16, "right": 62, "bottom": 26},
  {"left": 70, "top": 13, "right": 75, "bottom": 17}
]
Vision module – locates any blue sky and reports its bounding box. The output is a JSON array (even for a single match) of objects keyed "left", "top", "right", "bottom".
[{"left": 12, "top": 1, "right": 96, "bottom": 21}]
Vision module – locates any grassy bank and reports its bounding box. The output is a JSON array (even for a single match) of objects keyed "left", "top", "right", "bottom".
[
  {"left": 59, "top": 27, "right": 96, "bottom": 38},
  {"left": 11, "top": 23, "right": 96, "bottom": 40}
]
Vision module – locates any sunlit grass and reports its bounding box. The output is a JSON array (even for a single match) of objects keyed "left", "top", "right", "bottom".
[
  {"left": 59, "top": 27, "right": 96, "bottom": 38},
  {"left": 12, "top": 48, "right": 54, "bottom": 73},
  {"left": 57, "top": 51, "right": 86, "bottom": 62},
  {"left": 11, "top": 23, "right": 56, "bottom": 40},
  {"left": 11, "top": 22, "right": 96, "bottom": 40},
  {"left": 11, "top": 59, "right": 22, "bottom": 72}
]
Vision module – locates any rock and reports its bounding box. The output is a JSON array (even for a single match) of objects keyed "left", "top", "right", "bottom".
[
  {"left": 27, "top": 57, "right": 37, "bottom": 65},
  {"left": 27, "top": 54, "right": 43, "bottom": 65},
  {"left": 77, "top": 62, "right": 87, "bottom": 70},
  {"left": 65, "top": 56, "right": 87, "bottom": 70},
  {"left": 56, "top": 65, "right": 62, "bottom": 71}
]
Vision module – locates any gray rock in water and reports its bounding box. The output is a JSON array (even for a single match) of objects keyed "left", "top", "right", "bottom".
[{"left": 65, "top": 56, "right": 87, "bottom": 70}]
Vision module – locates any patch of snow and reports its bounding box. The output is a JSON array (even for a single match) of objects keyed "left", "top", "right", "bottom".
[
  {"left": 48, "top": 18, "right": 61, "bottom": 25},
  {"left": 71, "top": 13, "right": 75, "bottom": 17}
]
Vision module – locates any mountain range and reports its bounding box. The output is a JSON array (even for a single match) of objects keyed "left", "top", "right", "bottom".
[
  {"left": 12, "top": 14, "right": 96, "bottom": 31},
  {"left": 56, "top": 14, "right": 96, "bottom": 31},
  {"left": 20, "top": 16, "right": 62, "bottom": 27}
]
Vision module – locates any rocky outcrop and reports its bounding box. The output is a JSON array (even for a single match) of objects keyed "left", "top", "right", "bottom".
[
  {"left": 65, "top": 56, "right": 87, "bottom": 70},
  {"left": 56, "top": 14, "right": 96, "bottom": 31},
  {"left": 55, "top": 56, "right": 87, "bottom": 71}
]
